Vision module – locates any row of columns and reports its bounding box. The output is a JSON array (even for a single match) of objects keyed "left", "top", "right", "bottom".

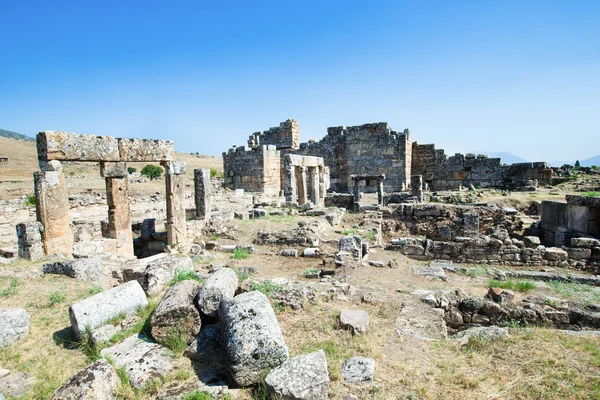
[
  {"left": 285, "top": 165, "right": 326, "bottom": 206},
  {"left": 34, "top": 160, "right": 195, "bottom": 258},
  {"left": 351, "top": 174, "right": 385, "bottom": 207}
]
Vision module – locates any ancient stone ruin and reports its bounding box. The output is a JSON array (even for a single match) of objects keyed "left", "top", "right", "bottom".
[
  {"left": 224, "top": 119, "right": 553, "bottom": 196},
  {"left": 33, "top": 131, "right": 186, "bottom": 257}
]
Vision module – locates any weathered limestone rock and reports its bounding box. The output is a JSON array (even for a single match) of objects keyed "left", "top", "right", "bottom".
[
  {"left": 43, "top": 258, "right": 103, "bottom": 283},
  {"left": 395, "top": 301, "right": 448, "bottom": 340},
  {"left": 281, "top": 249, "right": 298, "bottom": 257},
  {"left": 69, "top": 281, "right": 148, "bottom": 339},
  {"left": 0, "top": 309, "right": 30, "bottom": 348},
  {"left": 0, "top": 370, "right": 36, "bottom": 398},
  {"left": 544, "top": 247, "right": 568, "bottom": 261},
  {"left": 184, "top": 324, "right": 223, "bottom": 362},
  {"left": 142, "top": 256, "right": 194, "bottom": 296},
  {"left": 341, "top": 357, "right": 375, "bottom": 383},
  {"left": 196, "top": 268, "right": 238, "bottom": 317},
  {"left": 339, "top": 235, "right": 362, "bottom": 260},
  {"left": 34, "top": 165, "right": 73, "bottom": 257},
  {"left": 265, "top": 350, "right": 329, "bottom": 400},
  {"left": 150, "top": 280, "right": 202, "bottom": 346},
  {"left": 523, "top": 236, "right": 541, "bottom": 248},
  {"left": 339, "top": 310, "right": 370, "bottom": 335},
  {"left": 100, "top": 334, "right": 174, "bottom": 389},
  {"left": 194, "top": 168, "right": 212, "bottom": 220},
  {"left": 51, "top": 359, "right": 119, "bottom": 400},
  {"left": 16, "top": 221, "right": 44, "bottom": 261},
  {"left": 220, "top": 291, "right": 289, "bottom": 386},
  {"left": 452, "top": 326, "right": 509, "bottom": 346},
  {"left": 571, "top": 237, "right": 600, "bottom": 248},
  {"left": 413, "top": 264, "right": 447, "bottom": 281}
]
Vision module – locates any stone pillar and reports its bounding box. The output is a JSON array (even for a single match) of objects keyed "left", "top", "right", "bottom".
[
  {"left": 16, "top": 221, "right": 44, "bottom": 260},
  {"left": 101, "top": 162, "right": 133, "bottom": 255},
  {"left": 194, "top": 168, "right": 212, "bottom": 220},
  {"left": 309, "top": 167, "right": 320, "bottom": 205},
  {"left": 163, "top": 161, "right": 188, "bottom": 246},
  {"left": 353, "top": 179, "right": 360, "bottom": 203},
  {"left": 377, "top": 179, "right": 384, "bottom": 206},
  {"left": 297, "top": 167, "right": 308, "bottom": 205},
  {"left": 284, "top": 164, "right": 297, "bottom": 204},
  {"left": 34, "top": 160, "right": 72, "bottom": 257},
  {"left": 412, "top": 175, "right": 424, "bottom": 204}
]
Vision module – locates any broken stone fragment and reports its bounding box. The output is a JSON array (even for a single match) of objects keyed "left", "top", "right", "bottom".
[
  {"left": 195, "top": 268, "right": 238, "bottom": 318},
  {"left": 100, "top": 334, "right": 174, "bottom": 389},
  {"left": 341, "top": 357, "right": 375, "bottom": 383},
  {"left": 220, "top": 291, "right": 288, "bottom": 386},
  {"left": 339, "top": 309, "right": 370, "bottom": 335},
  {"left": 0, "top": 308, "right": 30, "bottom": 348},
  {"left": 50, "top": 359, "right": 119, "bottom": 400},
  {"left": 43, "top": 258, "right": 103, "bottom": 283},
  {"left": 69, "top": 280, "right": 147, "bottom": 339},
  {"left": 265, "top": 350, "right": 330, "bottom": 400},
  {"left": 150, "top": 280, "right": 202, "bottom": 347}
]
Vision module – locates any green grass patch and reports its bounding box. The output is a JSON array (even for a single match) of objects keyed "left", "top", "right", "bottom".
[
  {"left": 364, "top": 230, "right": 378, "bottom": 241},
  {"left": 458, "top": 266, "right": 488, "bottom": 278},
  {"left": 300, "top": 268, "right": 321, "bottom": 277},
  {"left": 232, "top": 248, "right": 249, "bottom": 260},
  {"left": 547, "top": 281, "right": 600, "bottom": 305},
  {"left": 489, "top": 279, "right": 536, "bottom": 293},
  {"left": 250, "top": 280, "right": 282, "bottom": 297},
  {"left": 0, "top": 277, "right": 20, "bottom": 297},
  {"left": 24, "top": 194, "right": 36, "bottom": 206},
  {"left": 342, "top": 229, "right": 357, "bottom": 235},
  {"left": 233, "top": 268, "right": 251, "bottom": 282},
  {"left": 47, "top": 289, "right": 67, "bottom": 307},
  {"left": 168, "top": 269, "right": 204, "bottom": 286},
  {"left": 582, "top": 191, "right": 600, "bottom": 197},
  {"left": 107, "top": 299, "right": 159, "bottom": 345}
]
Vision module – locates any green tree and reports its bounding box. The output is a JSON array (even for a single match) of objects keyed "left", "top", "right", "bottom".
[
  {"left": 141, "top": 164, "right": 163, "bottom": 180},
  {"left": 127, "top": 167, "right": 137, "bottom": 174},
  {"left": 575, "top": 160, "right": 581, "bottom": 168}
]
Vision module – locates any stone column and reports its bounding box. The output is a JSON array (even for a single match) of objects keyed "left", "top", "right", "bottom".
[
  {"left": 163, "top": 161, "right": 188, "bottom": 246},
  {"left": 297, "top": 167, "right": 308, "bottom": 205},
  {"left": 309, "top": 167, "right": 320, "bottom": 206},
  {"left": 353, "top": 179, "right": 360, "bottom": 203},
  {"left": 377, "top": 179, "right": 384, "bottom": 206},
  {"left": 412, "top": 175, "right": 424, "bottom": 204},
  {"left": 16, "top": 221, "right": 44, "bottom": 260},
  {"left": 34, "top": 160, "right": 72, "bottom": 257},
  {"left": 101, "top": 162, "right": 133, "bottom": 255},
  {"left": 194, "top": 168, "right": 212, "bottom": 220},
  {"left": 284, "top": 165, "right": 297, "bottom": 204}
]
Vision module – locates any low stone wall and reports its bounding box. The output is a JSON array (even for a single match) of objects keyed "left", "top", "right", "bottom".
[{"left": 389, "top": 235, "right": 600, "bottom": 270}]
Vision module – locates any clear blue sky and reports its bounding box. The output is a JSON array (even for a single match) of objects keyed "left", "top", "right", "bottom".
[{"left": 1, "top": 0, "right": 598, "bottom": 162}]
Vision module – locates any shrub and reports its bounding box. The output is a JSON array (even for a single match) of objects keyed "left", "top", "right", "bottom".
[
  {"left": 489, "top": 279, "right": 536, "bottom": 293},
  {"left": 24, "top": 194, "right": 36, "bottom": 207},
  {"left": 141, "top": 164, "right": 163, "bottom": 180},
  {"left": 210, "top": 168, "right": 222, "bottom": 178},
  {"left": 232, "top": 248, "right": 249, "bottom": 260},
  {"left": 582, "top": 191, "right": 600, "bottom": 197},
  {"left": 127, "top": 167, "right": 137, "bottom": 174}
]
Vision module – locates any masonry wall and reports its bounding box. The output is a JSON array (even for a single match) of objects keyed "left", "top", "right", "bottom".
[
  {"left": 222, "top": 145, "right": 281, "bottom": 195},
  {"left": 247, "top": 119, "right": 299, "bottom": 150},
  {"left": 411, "top": 143, "right": 552, "bottom": 191}
]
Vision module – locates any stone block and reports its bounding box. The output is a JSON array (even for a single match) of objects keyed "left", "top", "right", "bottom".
[
  {"left": 265, "top": 350, "right": 329, "bottom": 400},
  {"left": 69, "top": 281, "right": 148, "bottom": 339},
  {"left": 37, "top": 131, "right": 120, "bottom": 162},
  {"left": 50, "top": 359, "right": 119, "bottom": 400},
  {"left": 161, "top": 161, "right": 186, "bottom": 175},
  {"left": 341, "top": 357, "right": 375, "bottom": 383},
  {"left": 339, "top": 309, "right": 370, "bottom": 335},
  {"left": 220, "top": 291, "right": 288, "bottom": 386},
  {"left": 0, "top": 308, "right": 30, "bottom": 348},
  {"left": 16, "top": 221, "right": 44, "bottom": 261},
  {"left": 544, "top": 247, "right": 568, "bottom": 261},
  {"left": 118, "top": 138, "right": 175, "bottom": 162},
  {"left": 196, "top": 268, "right": 238, "bottom": 317},
  {"left": 43, "top": 258, "right": 103, "bottom": 283},
  {"left": 100, "top": 161, "right": 128, "bottom": 178}
]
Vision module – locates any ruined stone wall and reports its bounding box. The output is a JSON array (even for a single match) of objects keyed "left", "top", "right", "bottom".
[
  {"left": 411, "top": 143, "right": 552, "bottom": 190},
  {"left": 293, "top": 127, "right": 348, "bottom": 191},
  {"left": 247, "top": 119, "right": 299, "bottom": 150},
  {"left": 540, "top": 195, "right": 600, "bottom": 246},
  {"left": 293, "top": 123, "right": 411, "bottom": 193},
  {"left": 222, "top": 145, "right": 281, "bottom": 196}
]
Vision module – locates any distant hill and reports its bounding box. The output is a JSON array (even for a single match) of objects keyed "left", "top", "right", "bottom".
[
  {"left": 0, "top": 128, "right": 34, "bottom": 142},
  {"left": 481, "top": 152, "right": 528, "bottom": 165},
  {"left": 580, "top": 155, "right": 600, "bottom": 167}
]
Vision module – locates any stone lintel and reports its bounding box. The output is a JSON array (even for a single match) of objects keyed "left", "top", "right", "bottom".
[
  {"left": 161, "top": 161, "right": 187, "bottom": 175},
  {"left": 37, "top": 131, "right": 174, "bottom": 162},
  {"left": 351, "top": 174, "right": 385, "bottom": 182},
  {"left": 101, "top": 162, "right": 128, "bottom": 178}
]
